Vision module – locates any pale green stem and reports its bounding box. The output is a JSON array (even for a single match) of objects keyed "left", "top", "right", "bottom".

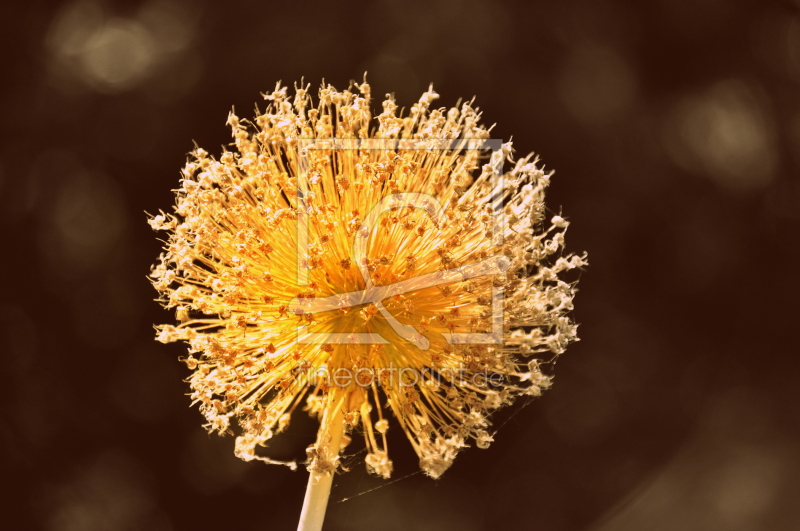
[{"left": 297, "top": 403, "right": 345, "bottom": 531}]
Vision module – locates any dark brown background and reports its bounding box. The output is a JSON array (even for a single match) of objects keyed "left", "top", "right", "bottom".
[{"left": 2, "top": 0, "right": 799, "bottom": 529}]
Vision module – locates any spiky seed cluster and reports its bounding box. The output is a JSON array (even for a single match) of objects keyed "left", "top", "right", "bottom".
[{"left": 149, "top": 79, "right": 586, "bottom": 479}]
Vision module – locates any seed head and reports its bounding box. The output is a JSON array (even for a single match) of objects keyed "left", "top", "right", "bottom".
[{"left": 149, "top": 78, "right": 586, "bottom": 479}]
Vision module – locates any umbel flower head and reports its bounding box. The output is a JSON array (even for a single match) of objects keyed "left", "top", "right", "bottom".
[{"left": 150, "top": 78, "right": 585, "bottom": 480}]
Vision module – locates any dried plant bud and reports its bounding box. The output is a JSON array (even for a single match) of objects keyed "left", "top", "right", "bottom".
[{"left": 150, "top": 77, "right": 585, "bottom": 480}]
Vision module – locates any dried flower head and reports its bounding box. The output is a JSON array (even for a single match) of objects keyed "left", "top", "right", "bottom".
[{"left": 150, "top": 78, "right": 585, "bottom": 480}]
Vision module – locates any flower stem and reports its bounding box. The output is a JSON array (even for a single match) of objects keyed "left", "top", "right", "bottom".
[{"left": 297, "top": 402, "right": 345, "bottom": 531}]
